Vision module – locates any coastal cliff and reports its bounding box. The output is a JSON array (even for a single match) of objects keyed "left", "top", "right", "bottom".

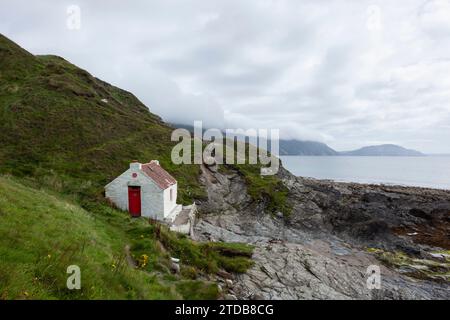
[
  {"left": 1, "top": 33, "right": 448, "bottom": 300},
  {"left": 196, "top": 163, "right": 450, "bottom": 299}
]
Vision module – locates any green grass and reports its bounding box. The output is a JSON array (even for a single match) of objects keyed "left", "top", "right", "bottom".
[
  {"left": 0, "top": 34, "right": 270, "bottom": 299},
  {"left": 0, "top": 176, "right": 174, "bottom": 299},
  {"left": 230, "top": 163, "right": 292, "bottom": 216},
  {"left": 0, "top": 33, "right": 290, "bottom": 213},
  {"left": 367, "top": 247, "right": 450, "bottom": 283},
  {"left": 175, "top": 281, "right": 220, "bottom": 300},
  {"left": 0, "top": 34, "right": 206, "bottom": 205},
  {"left": 158, "top": 228, "right": 254, "bottom": 274},
  {"left": 211, "top": 139, "right": 292, "bottom": 216},
  {"left": 0, "top": 176, "right": 253, "bottom": 299},
  {"left": 126, "top": 220, "right": 254, "bottom": 275}
]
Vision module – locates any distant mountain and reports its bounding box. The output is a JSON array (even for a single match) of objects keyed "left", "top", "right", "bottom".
[
  {"left": 340, "top": 144, "right": 425, "bottom": 156},
  {"left": 170, "top": 124, "right": 339, "bottom": 156},
  {"left": 170, "top": 124, "right": 426, "bottom": 157},
  {"left": 279, "top": 140, "right": 339, "bottom": 156}
]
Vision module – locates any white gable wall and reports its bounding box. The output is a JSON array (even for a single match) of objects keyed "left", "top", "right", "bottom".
[
  {"left": 105, "top": 163, "right": 178, "bottom": 221},
  {"left": 163, "top": 184, "right": 178, "bottom": 218},
  {"left": 105, "top": 166, "right": 163, "bottom": 220}
]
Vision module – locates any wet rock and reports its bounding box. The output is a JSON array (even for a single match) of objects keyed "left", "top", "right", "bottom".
[
  {"left": 224, "top": 294, "right": 238, "bottom": 300},
  {"left": 249, "top": 293, "right": 265, "bottom": 300},
  {"left": 349, "top": 219, "right": 389, "bottom": 240},
  {"left": 409, "top": 208, "right": 432, "bottom": 220},
  {"left": 217, "top": 269, "right": 234, "bottom": 280},
  {"left": 225, "top": 279, "right": 233, "bottom": 287},
  {"left": 195, "top": 163, "right": 450, "bottom": 300}
]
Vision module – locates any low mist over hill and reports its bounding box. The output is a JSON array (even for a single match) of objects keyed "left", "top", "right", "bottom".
[
  {"left": 171, "top": 123, "right": 424, "bottom": 157},
  {"left": 279, "top": 140, "right": 339, "bottom": 156}
]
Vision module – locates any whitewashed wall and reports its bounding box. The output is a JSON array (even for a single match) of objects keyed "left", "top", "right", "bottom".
[
  {"left": 105, "top": 163, "right": 170, "bottom": 220},
  {"left": 163, "top": 184, "right": 178, "bottom": 218}
]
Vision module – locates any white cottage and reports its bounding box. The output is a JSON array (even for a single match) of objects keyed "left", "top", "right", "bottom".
[{"left": 105, "top": 160, "right": 182, "bottom": 222}]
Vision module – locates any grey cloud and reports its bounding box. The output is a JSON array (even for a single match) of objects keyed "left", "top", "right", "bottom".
[{"left": 1, "top": 0, "right": 449, "bottom": 152}]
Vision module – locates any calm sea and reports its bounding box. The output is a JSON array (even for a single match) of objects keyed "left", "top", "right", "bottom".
[{"left": 280, "top": 156, "right": 450, "bottom": 190}]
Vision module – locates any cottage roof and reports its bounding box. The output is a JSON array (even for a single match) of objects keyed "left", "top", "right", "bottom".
[{"left": 141, "top": 161, "right": 177, "bottom": 189}]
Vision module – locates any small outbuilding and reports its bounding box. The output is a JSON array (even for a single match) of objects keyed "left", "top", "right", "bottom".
[{"left": 105, "top": 160, "right": 183, "bottom": 222}]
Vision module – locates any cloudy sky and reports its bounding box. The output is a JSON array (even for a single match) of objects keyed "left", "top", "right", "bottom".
[{"left": 1, "top": 0, "right": 450, "bottom": 153}]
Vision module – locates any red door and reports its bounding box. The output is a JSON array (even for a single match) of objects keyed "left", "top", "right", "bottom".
[{"left": 128, "top": 186, "right": 141, "bottom": 217}]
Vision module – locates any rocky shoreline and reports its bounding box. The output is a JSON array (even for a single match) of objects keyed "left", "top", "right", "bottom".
[{"left": 195, "top": 164, "right": 450, "bottom": 300}]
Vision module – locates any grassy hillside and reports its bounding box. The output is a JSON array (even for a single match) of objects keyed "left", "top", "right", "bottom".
[
  {"left": 0, "top": 33, "right": 289, "bottom": 299},
  {"left": 0, "top": 33, "right": 288, "bottom": 211},
  {"left": 0, "top": 176, "right": 252, "bottom": 299},
  {"left": 0, "top": 33, "right": 290, "bottom": 213},
  {"left": 0, "top": 33, "right": 205, "bottom": 204}
]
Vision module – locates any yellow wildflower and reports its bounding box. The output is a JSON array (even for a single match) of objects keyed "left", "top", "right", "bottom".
[{"left": 139, "top": 254, "right": 149, "bottom": 268}]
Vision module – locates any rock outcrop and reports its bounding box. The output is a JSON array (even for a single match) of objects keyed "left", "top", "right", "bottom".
[{"left": 195, "top": 164, "right": 450, "bottom": 300}]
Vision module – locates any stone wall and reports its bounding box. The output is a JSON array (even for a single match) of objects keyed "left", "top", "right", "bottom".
[{"left": 105, "top": 164, "right": 165, "bottom": 220}]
